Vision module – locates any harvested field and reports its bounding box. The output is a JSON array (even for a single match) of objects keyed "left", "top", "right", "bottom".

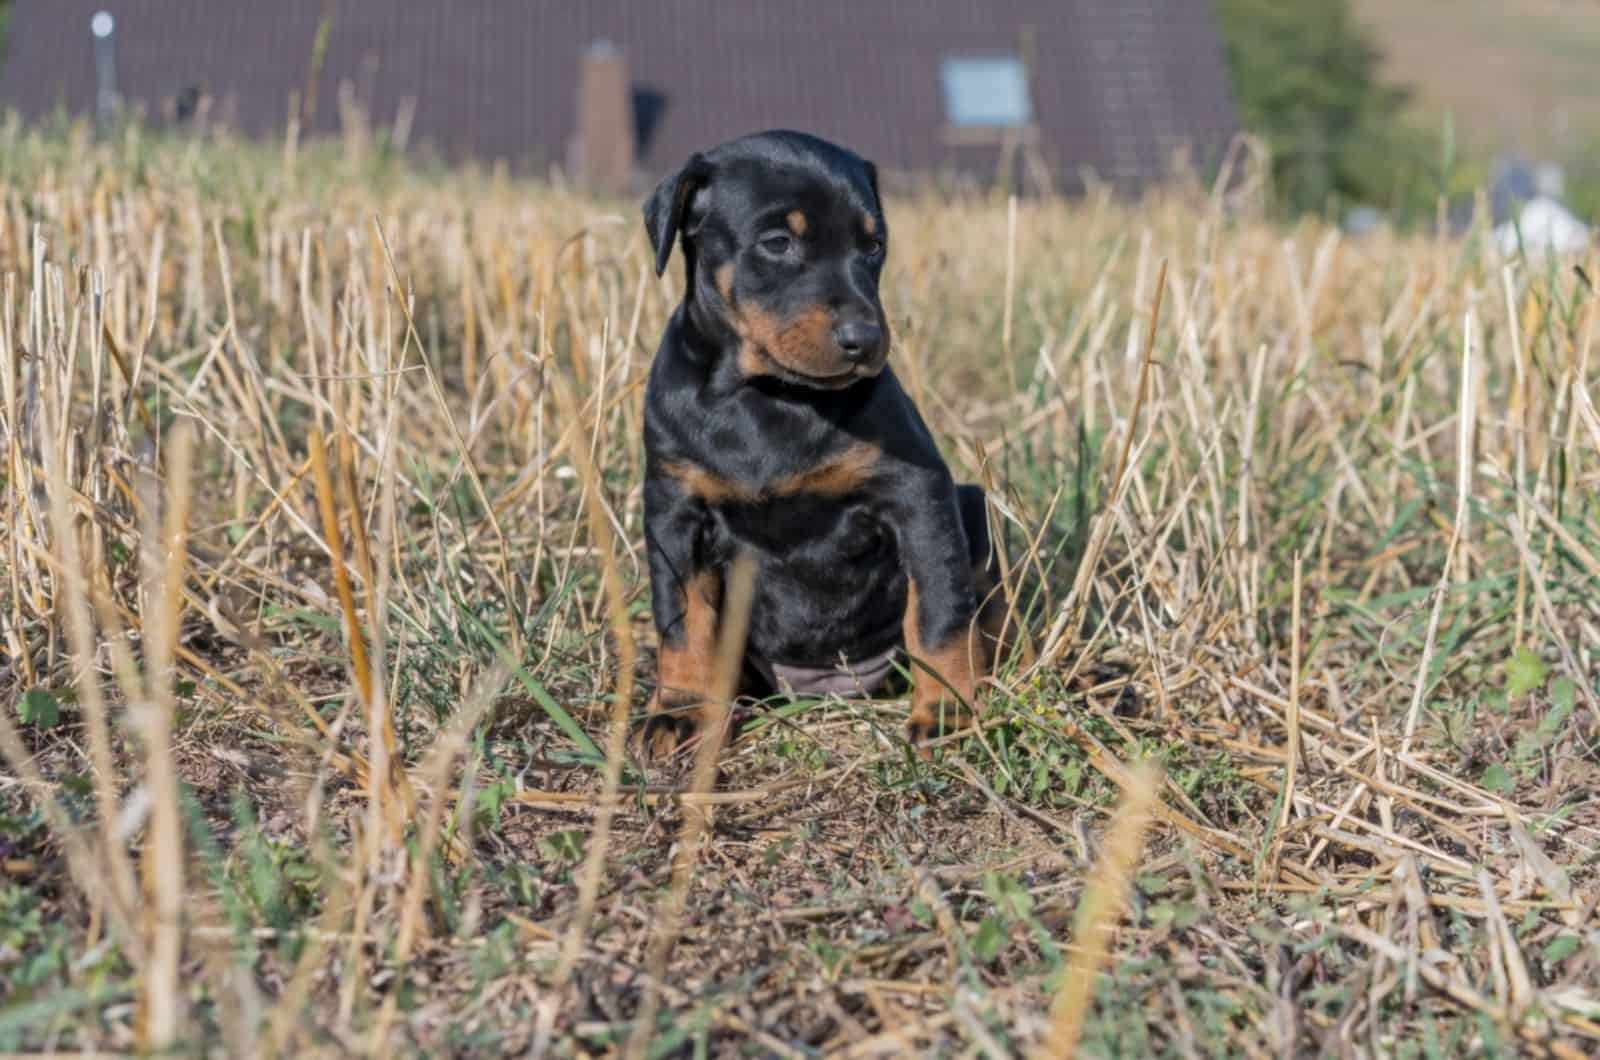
[{"left": 1, "top": 123, "right": 1599, "bottom": 1056}]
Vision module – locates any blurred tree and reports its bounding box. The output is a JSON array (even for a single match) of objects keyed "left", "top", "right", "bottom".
[
  {"left": 1565, "top": 133, "right": 1600, "bottom": 225},
  {"left": 1214, "top": 0, "right": 1439, "bottom": 219}
]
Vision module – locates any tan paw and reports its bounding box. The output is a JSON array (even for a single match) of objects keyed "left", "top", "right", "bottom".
[
  {"left": 905, "top": 696, "right": 975, "bottom": 751},
  {"left": 637, "top": 691, "right": 705, "bottom": 762}
]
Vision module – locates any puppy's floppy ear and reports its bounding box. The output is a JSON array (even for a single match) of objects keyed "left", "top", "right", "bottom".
[
  {"left": 643, "top": 152, "right": 710, "bottom": 277},
  {"left": 863, "top": 158, "right": 882, "bottom": 210}
]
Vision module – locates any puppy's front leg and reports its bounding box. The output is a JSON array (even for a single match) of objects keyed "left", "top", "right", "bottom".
[
  {"left": 893, "top": 472, "right": 987, "bottom": 745},
  {"left": 643, "top": 476, "right": 721, "bottom": 759}
]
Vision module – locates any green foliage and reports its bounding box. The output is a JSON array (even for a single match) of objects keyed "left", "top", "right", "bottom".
[
  {"left": 226, "top": 792, "right": 321, "bottom": 960},
  {"left": 16, "top": 689, "right": 60, "bottom": 729},
  {"left": 1215, "top": 0, "right": 1459, "bottom": 219},
  {"left": 0, "top": 882, "right": 122, "bottom": 1051},
  {"left": 1563, "top": 134, "right": 1600, "bottom": 224},
  {"left": 0, "top": 884, "right": 69, "bottom": 996},
  {"left": 1481, "top": 762, "right": 1514, "bottom": 795},
  {"left": 1544, "top": 934, "right": 1582, "bottom": 964},
  {"left": 1503, "top": 646, "right": 1549, "bottom": 699},
  {"left": 536, "top": 829, "right": 586, "bottom": 867}
]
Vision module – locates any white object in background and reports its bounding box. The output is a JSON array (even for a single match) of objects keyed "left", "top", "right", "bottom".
[{"left": 1495, "top": 197, "right": 1591, "bottom": 257}]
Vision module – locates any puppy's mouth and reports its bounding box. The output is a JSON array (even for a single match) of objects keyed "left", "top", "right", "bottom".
[{"left": 769, "top": 357, "right": 884, "bottom": 390}]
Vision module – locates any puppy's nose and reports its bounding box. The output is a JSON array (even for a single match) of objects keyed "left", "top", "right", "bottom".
[{"left": 833, "top": 320, "right": 882, "bottom": 361}]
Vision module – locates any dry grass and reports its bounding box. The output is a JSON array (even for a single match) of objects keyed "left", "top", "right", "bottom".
[{"left": 1, "top": 119, "right": 1598, "bottom": 1057}]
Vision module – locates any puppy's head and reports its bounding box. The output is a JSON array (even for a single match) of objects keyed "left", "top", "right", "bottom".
[{"left": 644, "top": 130, "right": 890, "bottom": 390}]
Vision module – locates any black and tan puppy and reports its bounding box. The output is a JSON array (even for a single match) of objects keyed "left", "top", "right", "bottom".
[{"left": 640, "top": 130, "right": 1001, "bottom": 757}]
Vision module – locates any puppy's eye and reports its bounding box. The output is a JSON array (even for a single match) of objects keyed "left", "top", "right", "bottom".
[
  {"left": 759, "top": 233, "right": 794, "bottom": 256},
  {"left": 866, "top": 237, "right": 885, "bottom": 258}
]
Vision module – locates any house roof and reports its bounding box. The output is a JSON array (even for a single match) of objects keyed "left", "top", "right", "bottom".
[{"left": 0, "top": 1, "right": 1236, "bottom": 184}]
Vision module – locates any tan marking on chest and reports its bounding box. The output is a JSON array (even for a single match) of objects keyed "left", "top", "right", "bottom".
[
  {"left": 771, "top": 441, "right": 880, "bottom": 497},
  {"left": 663, "top": 460, "right": 756, "bottom": 504},
  {"left": 662, "top": 442, "right": 879, "bottom": 505}
]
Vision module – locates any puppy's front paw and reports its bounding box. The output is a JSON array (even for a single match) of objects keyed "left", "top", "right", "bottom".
[
  {"left": 905, "top": 691, "right": 975, "bottom": 752},
  {"left": 637, "top": 690, "right": 706, "bottom": 762}
]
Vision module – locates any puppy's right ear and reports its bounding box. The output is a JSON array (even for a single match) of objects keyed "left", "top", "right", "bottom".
[
  {"left": 643, "top": 153, "right": 710, "bottom": 277},
  {"left": 862, "top": 158, "right": 883, "bottom": 211}
]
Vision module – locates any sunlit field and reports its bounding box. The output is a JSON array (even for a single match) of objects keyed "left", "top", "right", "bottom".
[{"left": 2, "top": 120, "right": 1598, "bottom": 1056}]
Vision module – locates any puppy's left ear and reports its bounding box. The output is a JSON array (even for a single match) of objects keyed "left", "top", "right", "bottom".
[
  {"left": 643, "top": 153, "right": 710, "bottom": 277},
  {"left": 863, "top": 159, "right": 882, "bottom": 210}
]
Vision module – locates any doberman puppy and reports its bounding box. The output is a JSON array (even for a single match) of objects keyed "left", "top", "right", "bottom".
[{"left": 640, "top": 130, "right": 1003, "bottom": 758}]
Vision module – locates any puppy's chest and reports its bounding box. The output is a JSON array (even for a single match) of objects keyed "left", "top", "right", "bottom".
[
  {"left": 709, "top": 492, "right": 892, "bottom": 565},
  {"left": 660, "top": 443, "right": 891, "bottom": 561},
  {"left": 661, "top": 439, "right": 881, "bottom": 510}
]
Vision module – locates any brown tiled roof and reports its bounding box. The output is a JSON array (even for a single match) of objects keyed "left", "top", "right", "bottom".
[{"left": 0, "top": 1, "right": 1235, "bottom": 183}]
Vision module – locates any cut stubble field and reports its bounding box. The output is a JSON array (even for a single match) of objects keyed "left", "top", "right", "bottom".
[{"left": 1, "top": 124, "right": 1599, "bottom": 1057}]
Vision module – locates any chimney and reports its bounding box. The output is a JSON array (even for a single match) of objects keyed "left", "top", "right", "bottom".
[
  {"left": 91, "top": 10, "right": 119, "bottom": 132},
  {"left": 570, "top": 40, "right": 635, "bottom": 195}
]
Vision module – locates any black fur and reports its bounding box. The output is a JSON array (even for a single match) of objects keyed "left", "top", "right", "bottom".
[{"left": 640, "top": 130, "right": 993, "bottom": 750}]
